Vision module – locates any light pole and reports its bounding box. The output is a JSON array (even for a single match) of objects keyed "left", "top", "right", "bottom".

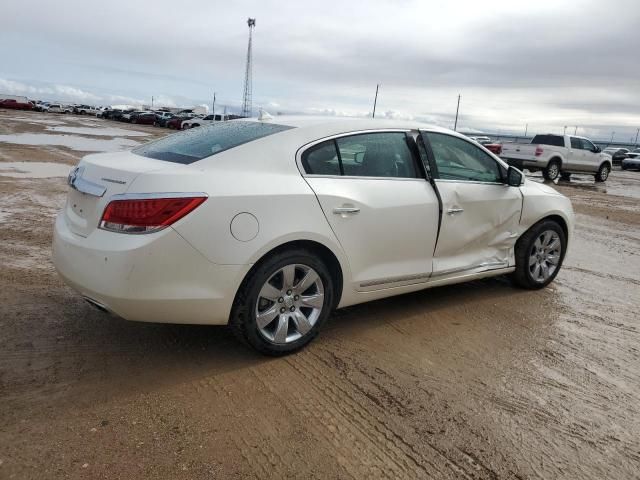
[
  {"left": 563, "top": 125, "right": 567, "bottom": 135},
  {"left": 372, "top": 84, "right": 379, "bottom": 118},
  {"left": 574, "top": 126, "right": 578, "bottom": 135},
  {"left": 454, "top": 94, "right": 461, "bottom": 131},
  {"left": 524, "top": 123, "right": 528, "bottom": 137},
  {"left": 635, "top": 128, "right": 639, "bottom": 146},
  {"left": 610, "top": 131, "right": 615, "bottom": 145},
  {"left": 212, "top": 92, "right": 216, "bottom": 116},
  {"left": 151, "top": 96, "right": 154, "bottom": 109}
]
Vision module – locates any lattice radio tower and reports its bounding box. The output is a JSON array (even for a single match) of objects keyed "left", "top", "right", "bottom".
[{"left": 241, "top": 18, "right": 256, "bottom": 118}]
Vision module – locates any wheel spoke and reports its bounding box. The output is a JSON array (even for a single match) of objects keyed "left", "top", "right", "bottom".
[
  {"left": 256, "top": 305, "right": 278, "bottom": 329},
  {"left": 542, "top": 232, "right": 552, "bottom": 247},
  {"left": 292, "top": 311, "right": 312, "bottom": 336},
  {"left": 300, "top": 293, "right": 324, "bottom": 309},
  {"left": 529, "top": 255, "right": 538, "bottom": 267},
  {"left": 273, "top": 314, "right": 289, "bottom": 343},
  {"left": 532, "top": 263, "right": 541, "bottom": 280},
  {"left": 296, "top": 269, "right": 319, "bottom": 294},
  {"left": 541, "top": 262, "right": 550, "bottom": 279},
  {"left": 282, "top": 265, "right": 296, "bottom": 290},
  {"left": 534, "top": 238, "right": 543, "bottom": 250},
  {"left": 547, "top": 238, "right": 560, "bottom": 251},
  {"left": 259, "top": 282, "right": 282, "bottom": 302},
  {"left": 547, "top": 254, "right": 560, "bottom": 265}
]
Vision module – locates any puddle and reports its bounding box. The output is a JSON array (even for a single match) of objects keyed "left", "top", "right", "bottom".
[
  {"left": 9, "top": 117, "right": 65, "bottom": 125},
  {"left": 0, "top": 162, "right": 72, "bottom": 178},
  {"left": 46, "top": 126, "right": 150, "bottom": 137},
  {"left": 0, "top": 133, "right": 140, "bottom": 152}
]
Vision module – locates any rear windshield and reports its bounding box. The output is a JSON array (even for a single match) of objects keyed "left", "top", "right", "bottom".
[
  {"left": 133, "top": 121, "right": 294, "bottom": 164},
  {"left": 531, "top": 135, "right": 564, "bottom": 147}
]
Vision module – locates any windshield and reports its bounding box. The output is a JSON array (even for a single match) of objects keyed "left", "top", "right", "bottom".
[{"left": 133, "top": 121, "right": 294, "bottom": 164}]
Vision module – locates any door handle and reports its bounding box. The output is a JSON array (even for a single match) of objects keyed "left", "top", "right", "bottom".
[
  {"left": 333, "top": 206, "right": 360, "bottom": 215},
  {"left": 447, "top": 208, "right": 464, "bottom": 215}
]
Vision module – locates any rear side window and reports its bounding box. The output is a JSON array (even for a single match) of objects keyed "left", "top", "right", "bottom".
[
  {"left": 134, "top": 121, "right": 294, "bottom": 164},
  {"left": 301, "top": 141, "right": 341, "bottom": 175},
  {"left": 531, "top": 135, "right": 564, "bottom": 147},
  {"left": 336, "top": 133, "right": 418, "bottom": 178},
  {"left": 570, "top": 137, "right": 581, "bottom": 149}
]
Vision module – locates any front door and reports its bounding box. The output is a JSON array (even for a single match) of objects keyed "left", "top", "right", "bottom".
[
  {"left": 419, "top": 131, "right": 523, "bottom": 276},
  {"left": 301, "top": 131, "right": 440, "bottom": 291}
]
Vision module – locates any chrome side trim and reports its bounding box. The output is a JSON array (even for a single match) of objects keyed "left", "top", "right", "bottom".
[
  {"left": 359, "top": 272, "right": 432, "bottom": 288},
  {"left": 435, "top": 179, "right": 505, "bottom": 187},
  {"left": 68, "top": 166, "right": 107, "bottom": 197},
  {"left": 431, "top": 261, "right": 509, "bottom": 277},
  {"left": 107, "top": 192, "right": 209, "bottom": 201}
]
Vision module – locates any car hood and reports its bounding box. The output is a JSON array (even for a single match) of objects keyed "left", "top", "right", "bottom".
[{"left": 522, "top": 178, "right": 564, "bottom": 196}]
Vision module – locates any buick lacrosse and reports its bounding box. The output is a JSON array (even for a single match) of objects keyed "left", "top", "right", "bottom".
[{"left": 53, "top": 117, "right": 574, "bottom": 354}]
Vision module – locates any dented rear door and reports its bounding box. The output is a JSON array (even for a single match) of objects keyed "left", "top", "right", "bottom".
[{"left": 419, "top": 131, "right": 523, "bottom": 276}]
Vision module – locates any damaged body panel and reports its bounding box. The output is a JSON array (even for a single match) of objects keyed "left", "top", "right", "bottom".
[{"left": 431, "top": 180, "right": 522, "bottom": 275}]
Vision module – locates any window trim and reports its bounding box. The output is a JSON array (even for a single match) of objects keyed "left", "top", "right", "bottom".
[
  {"left": 419, "top": 130, "right": 507, "bottom": 185},
  {"left": 296, "top": 129, "right": 424, "bottom": 181}
]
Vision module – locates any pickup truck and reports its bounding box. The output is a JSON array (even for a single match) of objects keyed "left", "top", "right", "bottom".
[{"left": 501, "top": 134, "right": 613, "bottom": 182}]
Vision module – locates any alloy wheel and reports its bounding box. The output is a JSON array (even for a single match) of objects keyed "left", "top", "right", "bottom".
[
  {"left": 255, "top": 264, "right": 324, "bottom": 344},
  {"left": 528, "top": 230, "right": 561, "bottom": 283}
]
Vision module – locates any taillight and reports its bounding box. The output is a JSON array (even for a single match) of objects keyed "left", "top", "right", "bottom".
[
  {"left": 535, "top": 146, "right": 544, "bottom": 156},
  {"left": 100, "top": 195, "right": 207, "bottom": 234}
]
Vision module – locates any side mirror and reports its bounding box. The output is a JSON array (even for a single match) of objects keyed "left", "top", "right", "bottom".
[
  {"left": 507, "top": 166, "right": 523, "bottom": 186},
  {"left": 593, "top": 146, "right": 601, "bottom": 153}
]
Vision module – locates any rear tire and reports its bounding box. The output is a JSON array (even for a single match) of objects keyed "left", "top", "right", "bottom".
[
  {"left": 229, "top": 249, "right": 335, "bottom": 356},
  {"left": 595, "top": 163, "right": 610, "bottom": 182},
  {"left": 543, "top": 160, "right": 561, "bottom": 181},
  {"left": 511, "top": 220, "right": 566, "bottom": 289}
]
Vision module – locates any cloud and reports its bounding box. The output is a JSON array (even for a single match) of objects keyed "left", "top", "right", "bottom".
[{"left": 1, "top": 0, "right": 639, "bottom": 139}]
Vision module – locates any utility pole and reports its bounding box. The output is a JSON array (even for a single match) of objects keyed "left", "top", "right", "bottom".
[
  {"left": 454, "top": 94, "right": 461, "bottom": 131},
  {"left": 151, "top": 96, "right": 154, "bottom": 109},
  {"left": 212, "top": 92, "right": 216, "bottom": 116},
  {"left": 372, "top": 84, "right": 379, "bottom": 118},
  {"left": 241, "top": 18, "right": 256, "bottom": 118},
  {"left": 524, "top": 123, "right": 528, "bottom": 137},
  {"left": 635, "top": 128, "right": 639, "bottom": 146},
  {"left": 574, "top": 126, "right": 577, "bottom": 135},
  {"left": 563, "top": 125, "right": 567, "bottom": 135},
  {"left": 610, "top": 131, "right": 615, "bottom": 144}
]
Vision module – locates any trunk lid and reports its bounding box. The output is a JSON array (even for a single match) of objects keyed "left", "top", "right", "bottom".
[{"left": 63, "top": 151, "right": 174, "bottom": 237}]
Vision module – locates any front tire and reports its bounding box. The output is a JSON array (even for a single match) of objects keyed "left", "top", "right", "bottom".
[
  {"left": 543, "top": 160, "right": 561, "bottom": 181},
  {"left": 595, "top": 163, "right": 610, "bottom": 182},
  {"left": 230, "top": 249, "right": 335, "bottom": 355},
  {"left": 511, "top": 220, "right": 566, "bottom": 289}
]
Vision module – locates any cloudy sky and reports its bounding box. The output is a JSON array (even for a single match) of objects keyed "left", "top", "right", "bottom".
[{"left": 2, "top": 0, "right": 640, "bottom": 140}]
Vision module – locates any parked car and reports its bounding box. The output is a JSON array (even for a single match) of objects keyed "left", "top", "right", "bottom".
[
  {"left": 34, "top": 101, "right": 50, "bottom": 112},
  {"left": 74, "top": 105, "right": 101, "bottom": 115},
  {"left": 501, "top": 134, "right": 612, "bottom": 182},
  {"left": 621, "top": 152, "right": 640, "bottom": 170},
  {"left": 0, "top": 98, "right": 34, "bottom": 110},
  {"left": 182, "top": 114, "right": 230, "bottom": 129},
  {"left": 131, "top": 112, "right": 157, "bottom": 125},
  {"left": 468, "top": 135, "right": 502, "bottom": 155},
  {"left": 154, "top": 111, "right": 173, "bottom": 123},
  {"left": 47, "top": 104, "right": 72, "bottom": 114},
  {"left": 166, "top": 114, "right": 194, "bottom": 129},
  {"left": 602, "top": 147, "right": 629, "bottom": 165},
  {"left": 53, "top": 117, "right": 575, "bottom": 355}
]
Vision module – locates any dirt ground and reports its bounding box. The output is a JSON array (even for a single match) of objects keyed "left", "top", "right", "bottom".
[{"left": 1, "top": 110, "right": 639, "bottom": 479}]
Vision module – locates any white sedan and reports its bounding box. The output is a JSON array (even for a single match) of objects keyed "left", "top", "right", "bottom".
[{"left": 53, "top": 118, "right": 574, "bottom": 355}]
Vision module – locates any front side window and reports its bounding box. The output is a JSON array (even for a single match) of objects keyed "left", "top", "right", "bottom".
[
  {"left": 134, "top": 121, "right": 294, "bottom": 164},
  {"left": 580, "top": 138, "right": 596, "bottom": 151},
  {"left": 336, "top": 132, "right": 418, "bottom": 178},
  {"left": 424, "top": 132, "right": 502, "bottom": 183}
]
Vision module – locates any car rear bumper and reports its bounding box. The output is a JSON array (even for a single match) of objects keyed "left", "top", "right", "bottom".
[{"left": 52, "top": 213, "right": 250, "bottom": 325}]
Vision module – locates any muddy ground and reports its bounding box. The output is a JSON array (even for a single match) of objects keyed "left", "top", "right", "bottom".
[{"left": 1, "top": 109, "right": 639, "bottom": 479}]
